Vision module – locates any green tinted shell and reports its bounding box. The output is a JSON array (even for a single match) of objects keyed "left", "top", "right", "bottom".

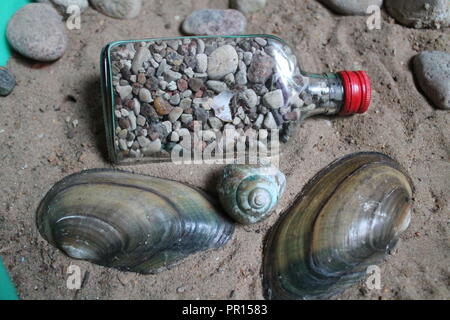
[
  {"left": 263, "top": 152, "right": 413, "bottom": 299},
  {"left": 36, "top": 169, "right": 234, "bottom": 274}
]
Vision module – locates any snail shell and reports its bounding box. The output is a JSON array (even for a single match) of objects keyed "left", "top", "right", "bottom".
[
  {"left": 36, "top": 169, "right": 234, "bottom": 274},
  {"left": 217, "top": 165, "right": 286, "bottom": 225},
  {"left": 263, "top": 152, "right": 413, "bottom": 299}
]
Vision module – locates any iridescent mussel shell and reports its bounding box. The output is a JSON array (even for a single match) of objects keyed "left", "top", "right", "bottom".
[
  {"left": 36, "top": 169, "right": 234, "bottom": 274},
  {"left": 263, "top": 152, "right": 413, "bottom": 299},
  {"left": 217, "top": 165, "right": 286, "bottom": 225}
]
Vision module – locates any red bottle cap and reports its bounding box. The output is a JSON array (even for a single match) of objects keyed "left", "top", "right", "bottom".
[{"left": 338, "top": 71, "right": 372, "bottom": 115}]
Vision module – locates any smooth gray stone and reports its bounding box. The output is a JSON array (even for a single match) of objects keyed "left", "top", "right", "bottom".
[
  {"left": 385, "top": 0, "right": 450, "bottom": 28},
  {"left": 414, "top": 51, "right": 450, "bottom": 110},
  {"left": 0, "top": 67, "right": 16, "bottom": 97},
  {"left": 318, "top": 0, "right": 383, "bottom": 16},
  {"left": 230, "top": 0, "right": 267, "bottom": 15},
  {"left": 7, "top": 4, "right": 68, "bottom": 62},
  {"left": 90, "top": 0, "right": 142, "bottom": 19},
  {"left": 182, "top": 9, "right": 246, "bottom": 35},
  {"left": 37, "top": 0, "right": 89, "bottom": 14}
]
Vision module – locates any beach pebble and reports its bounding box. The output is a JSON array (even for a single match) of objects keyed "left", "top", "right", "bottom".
[
  {"left": 207, "top": 45, "right": 239, "bottom": 80},
  {"left": 37, "top": 0, "right": 89, "bottom": 14},
  {"left": 169, "top": 107, "right": 184, "bottom": 122},
  {"left": 413, "top": 51, "right": 450, "bottom": 110},
  {"left": 116, "top": 85, "right": 132, "bottom": 99},
  {"left": 153, "top": 97, "right": 173, "bottom": 115},
  {"left": 206, "top": 80, "right": 228, "bottom": 93},
  {"left": 143, "top": 139, "right": 162, "bottom": 154},
  {"left": 263, "top": 112, "right": 278, "bottom": 129},
  {"left": 230, "top": 0, "right": 267, "bottom": 14},
  {"left": 90, "top": 0, "right": 142, "bottom": 19},
  {"left": 263, "top": 90, "right": 284, "bottom": 109},
  {"left": 208, "top": 117, "right": 223, "bottom": 130},
  {"left": 318, "top": 0, "right": 383, "bottom": 15},
  {"left": 7, "top": 3, "right": 68, "bottom": 62},
  {"left": 238, "top": 89, "right": 258, "bottom": 109},
  {"left": 195, "top": 54, "right": 208, "bottom": 73},
  {"left": 385, "top": 0, "right": 450, "bottom": 28},
  {"left": 132, "top": 47, "right": 151, "bottom": 74},
  {"left": 247, "top": 53, "right": 274, "bottom": 83},
  {"left": 139, "top": 88, "right": 153, "bottom": 103},
  {"left": 0, "top": 67, "right": 16, "bottom": 97},
  {"left": 182, "top": 9, "right": 247, "bottom": 35}
]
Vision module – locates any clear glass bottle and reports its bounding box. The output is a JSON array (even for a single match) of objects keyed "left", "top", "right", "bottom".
[{"left": 101, "top": 35, "right": 371, "bottom": 164}]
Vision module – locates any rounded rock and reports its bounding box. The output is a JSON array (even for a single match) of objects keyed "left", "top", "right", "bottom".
[
  {"left": 182, "top": 9, "right": 247, "bottom": 36},
  {"left": 207, "top": 45, "right": 239, "bottom": 80},
  {"left": 230, "top": 0, "right": 267, "bottom": 15},
  {"left": 7, "top": 4, "right": 68, "bottom": 62},
  {"left": 37, "top": 0, "right": 89, "bottom": 14},
  {"left": 90, "top": 0, "right": 142, "bottom": 19},
  {"left": 413, "top": 51, "right": 450, "bottom": 110},
  {"left": 318, "top": 0, "right": 383, "bottom": 16},
  {"left": 385, "top": 0, "right": 450, "bottom": 28},
  {"left": 0, "top": 67, "right": 16, "bottom": 97}
]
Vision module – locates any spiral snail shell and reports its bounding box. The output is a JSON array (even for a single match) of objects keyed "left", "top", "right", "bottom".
[
  {"left": 36, "top": 169, "right": 234, "bottom": 274},
  {"left": 217, "top": 165, "right": 286, "bottom": 225},
  {"left": 263, "top": 152, "right": 413, "bottom": 300}
]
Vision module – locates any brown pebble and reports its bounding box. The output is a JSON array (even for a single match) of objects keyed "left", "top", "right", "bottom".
[
  {"left": 284, "top": 112, "right": 298, "bottom": 121},
  {"left": 119, "top": 118, "right": 130, "bottom": 129},
  {"left": 177, "top": 79, "right": 188, "bottom": 92},
  {"left": 153, "top": 97, "right": 173, "bottom": 116},
  {"left": 194, "top": 90, "right": 204, "bottom": 98},
  {"left": 137, "top": 73, "right": 147, "bottom": 84},
  {"left": 148, "top": 131, "right": 160, "bottom": 141}
]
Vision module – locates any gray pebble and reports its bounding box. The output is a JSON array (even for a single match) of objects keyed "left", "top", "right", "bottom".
[
  {"left": 230, "top": 0, "right": 267, "bottom": 14},
  {"left": 263, "top": 89, "right": 284, "bottom": 109},
  {"left": 182, "top": 9, "right": 247, "bottom": 35},
  {"left": 132, "top": 47, "right": 150, "bottom": 74},
  {"left": 170, "top": 131, "right": 180, "bottom": 142},
  {"left": 206, "top": 80, "right": 228, "bottom": 93},
  {"left": 139, "top": 88, "right": 153, "bottom": 103},
  {"left": 208, "top": 117, "right": 223, "bottom": 130},
  {"left": 119, "top": 139, "right": 128, "bottom": 151},
  {"left": 207, "top": 45, "right": 239, "bottom": 80},
  {"left": 385, "top": 0, "right": 450, "bottom": 28},
  {"left": 90, "top": 0, "right": 142, "bottom": 19},
  {"left": 180, "top": 98, "right": 192, "bottom": 110},
  {"left": 128, "top": 113, "right": 137, "bottom": 130},
  {"left": 243, "top": 52, "right": 253, "bottom": 65},
  {"left": 170, "top": 93, "right": 181, "bottom": 105},
  {"left": 318, "top": 0, "right": 383, "bottom": 16},
  {"left": 169, "top": 107, "right": 184, "bottom": 122},
  {"left": 7, "top": 4, "right": 68, "bottom": 61},
  {"left": 414, "top": 51, "right": 450, "bottom": 110},
  {"left": 195, "top": 54, "right": 208, "bottom": 73},
  {"left": 248, "top": 53, "right": 275, "bottom": 84},
  {"left": 238, "top": 89, "right": 258, "bottom": 109},
  {"left": 181, "top": 114, "right": 193, "bottom": 124},
  {"left": 0, "top": 67, "right": 16, "bottom": 96},
  {"left": 224, "top": 73, "right": 235, "bottom": 87},
  {"left": 136, "top": 115, "right": 146, "bottom": 126},
  {"left": 116, "top": 85, "right": 133, "bottom": 99},
  {"left": 164, "top": 70, "right": 182, "bottom": 82},
  {"left": 181, "top": 90, "right": 193, "bottom": 99},
  {"left": 196, "top": 39, "right": 205, "bottom": 54},
  {"left": 263, "top": 112, "right": 277, "bottom": 129},
  {"left": 167, "top": 81, "right": 178, "bottom": 91},
  {"left": 143, "top": 139, "right": 162, "bottom": 154}
]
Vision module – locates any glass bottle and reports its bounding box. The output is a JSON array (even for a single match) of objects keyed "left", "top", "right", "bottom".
[{"left": 101, "top": 35, "right": 372, "bottom": 164}]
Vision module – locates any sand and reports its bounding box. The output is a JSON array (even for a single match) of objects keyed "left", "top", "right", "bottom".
[{"left": 0, "top": 0, "right": 449, "bottom": 300}]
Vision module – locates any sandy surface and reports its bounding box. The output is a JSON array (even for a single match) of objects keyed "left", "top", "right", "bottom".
[{"left": 0, "top": 0, "right": 449, "bottom": 300}]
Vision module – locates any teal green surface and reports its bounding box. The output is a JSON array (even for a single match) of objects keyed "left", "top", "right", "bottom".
[
  {"left": 0, "top": 0, "right": 31, "bottom": 66},
  {"left": 0, "top": 258, "right": 18, "bottom": 300}
]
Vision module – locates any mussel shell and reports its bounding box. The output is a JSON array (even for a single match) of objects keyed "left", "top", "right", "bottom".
[
  {"left": 263, "top": 152, "right": 413, "bottom": 300},
  {"left": 36, "top": 169, "right": 234, "bottom": 274},
  {"left": 217, "top": 165, "right": 286, "bottom": 225}
]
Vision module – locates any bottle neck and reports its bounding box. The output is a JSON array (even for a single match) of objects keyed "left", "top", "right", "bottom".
[{"left": 298, "top": 72, "right": 344, "bottom": 120}]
